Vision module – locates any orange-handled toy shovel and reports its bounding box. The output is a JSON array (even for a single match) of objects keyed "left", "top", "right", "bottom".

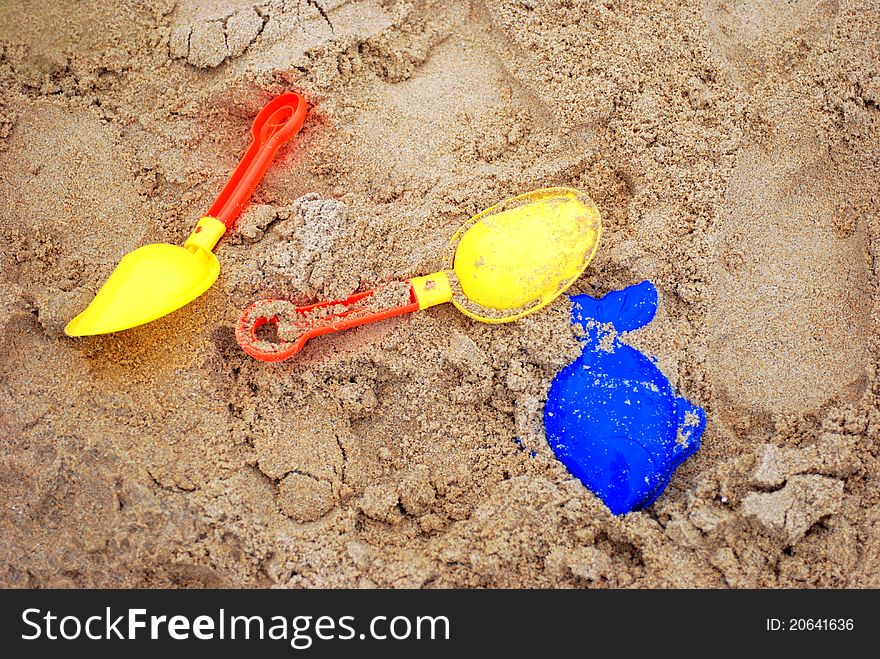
[
  {"left": 236, "top": 187, "right": 602, "bottom": 362},
  {"left": 64, "top": 92, "right": 308, "bottom": 337}
]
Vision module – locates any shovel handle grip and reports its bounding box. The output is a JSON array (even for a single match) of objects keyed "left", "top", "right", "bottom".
[
  {"left": 208, "top": 92, "right": 308, "bottom": 229},
  {"left": 236, "top": 282, "right": 421, "bottom": 362}
]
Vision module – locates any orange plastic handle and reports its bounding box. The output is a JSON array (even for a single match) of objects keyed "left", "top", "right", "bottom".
[
  {"left": 236, "top": 283, "right": 420, "bottom": 362},
  {"left": 209, "top": 92, "right": 308, "bottom": 229}
]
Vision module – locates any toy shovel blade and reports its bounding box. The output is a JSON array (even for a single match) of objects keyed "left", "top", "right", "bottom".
[
  {"left": 64, "top": 243, "right": 219, "bottom": 336},
  {"left": 64, "top": 92, "right": 308, "bottom": 338}
]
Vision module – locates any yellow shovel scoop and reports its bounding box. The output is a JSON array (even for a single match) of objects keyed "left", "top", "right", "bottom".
[
  {"left": 236, "top": 187, "right": 602, "bottom": 361},
  {"left": 64, "top": 92, "right": 308, "bottom": 337}
]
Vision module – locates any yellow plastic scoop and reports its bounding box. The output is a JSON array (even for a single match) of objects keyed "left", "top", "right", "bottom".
[
  {"left": 237, "top": 187, "right": 602, "bottom": 361},
  {"left": 65, "top": 92, "right": 308, "bottom": 337}
]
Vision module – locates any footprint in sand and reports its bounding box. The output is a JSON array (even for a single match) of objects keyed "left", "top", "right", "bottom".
[
  {"left": 706, "top": 140, "right": 871, "bottom": 422},
  {"left": 702, "top": 0, "right": 871, "bottom": 428}
]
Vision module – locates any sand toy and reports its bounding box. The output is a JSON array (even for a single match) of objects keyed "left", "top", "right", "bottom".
[
  {"left": 65, "top": 92, "right": 308, "bottom": 337},
  {"left": 544, "top": 281, "right": 706, "bottom": 515},
  {"left": 237, "top": 187, "right": 602, "bottom": 361}
]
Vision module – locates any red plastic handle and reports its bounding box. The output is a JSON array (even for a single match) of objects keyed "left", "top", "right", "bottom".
[
  {"left": 209, "top": 92, "right": 308, "bottom": 229},
  {"left": 236, "top": 283, "right": 420, "bottom": 362}
]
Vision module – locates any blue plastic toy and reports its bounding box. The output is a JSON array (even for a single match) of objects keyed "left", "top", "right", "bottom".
[{"left": 544, "top": 281, "right": 706, "bottom": 515}]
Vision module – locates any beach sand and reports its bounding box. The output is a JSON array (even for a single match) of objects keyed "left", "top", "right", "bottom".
[{"left": 1, "top": 0, "right": 878, "bottom": 587}]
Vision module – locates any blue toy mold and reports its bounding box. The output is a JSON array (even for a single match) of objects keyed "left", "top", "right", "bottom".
[{"left": 544, "top": 281, "right": 706, "bottom": 515}]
